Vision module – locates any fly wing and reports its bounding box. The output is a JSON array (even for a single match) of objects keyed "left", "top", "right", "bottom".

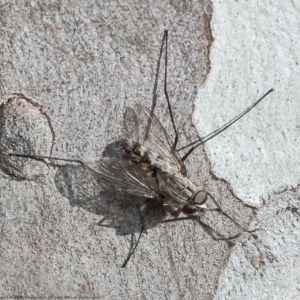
[
  {"left": 84, "top": 105, "right": 186, "bottom": 198},
  {"left": 133, "top": 105, "right": 186, "bottom": 174},
  {"left": 84, "top": 157, "right": 158, "bottom": 199}
]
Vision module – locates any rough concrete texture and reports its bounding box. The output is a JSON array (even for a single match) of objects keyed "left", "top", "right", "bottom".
[
  {"left": 0, "top": 1, "right": 299, "bottom": 299},
  {"left": 215, "top": 187, "right": 300, "bottom": 299}
]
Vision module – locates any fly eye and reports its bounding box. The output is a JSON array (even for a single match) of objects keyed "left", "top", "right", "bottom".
[
  {"left": 193, "top": 191, "right": 207, "bottom": 206},
  {"left": 182, "top": 204, "right": 198, "bottom": 215}
]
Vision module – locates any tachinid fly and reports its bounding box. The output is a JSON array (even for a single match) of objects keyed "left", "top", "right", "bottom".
[{"left": 6, "top": 30, "right": 273, "bottom": 267}]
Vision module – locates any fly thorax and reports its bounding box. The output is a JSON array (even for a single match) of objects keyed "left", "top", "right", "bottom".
[
  {"left": 156, "top": 171, "right": 197, "bottom": 208},
  {"left": 122, "top": 138, "right": 152, "bottom": 169}
]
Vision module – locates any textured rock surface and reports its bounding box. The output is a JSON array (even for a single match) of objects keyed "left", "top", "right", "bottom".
[
  {"left": 195, "top": 1, "right": 300, "bottom": 207},
  {"left": 0, "top": 1, "right": 299, "bottom": 299},
  {"left": 194, "top": 1, "right": 300, "bottom": 299}
]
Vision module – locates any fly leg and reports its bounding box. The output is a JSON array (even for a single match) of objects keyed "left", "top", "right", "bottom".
[
  {"left": 206, "top": 192, "right": 257, "bottom": 238},
  {"left": 121, "top": 200, "right": 150, "bottom": 268},
  {"left": 162, "top": 30, "right": 187, "bottom": 174},
  {"left": 163, "top": 203, "right": 181, "bottom": 218},
  {"left": 162, "top": 30, "right": 179, "bottom": 153},
  {"left": 162, "top": 215, "right": 249, "bottom": 242},
  {"left": 146, "top": 30, "right": 179, "bottom": 152}
]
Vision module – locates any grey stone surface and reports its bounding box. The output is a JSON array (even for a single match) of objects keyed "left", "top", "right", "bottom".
[{"left": 1, "top": 1, "right": 298, "bottom": 299}]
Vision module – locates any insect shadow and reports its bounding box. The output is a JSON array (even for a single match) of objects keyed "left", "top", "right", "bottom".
[
  {"left": 4, "top": 30, "right": 273, "bottom": 267},
  {"left": 52, "top": 130, "right": 168, "bottom": 238}
]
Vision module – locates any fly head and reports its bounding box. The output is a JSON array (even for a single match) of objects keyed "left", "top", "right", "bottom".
[{"left": 182, "top": 189, "right": 208, "bottom": 215}]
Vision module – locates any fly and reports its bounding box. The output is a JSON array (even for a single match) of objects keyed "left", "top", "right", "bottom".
[{"left": 6, "top": 30, "right": 273, "bottom": 267}]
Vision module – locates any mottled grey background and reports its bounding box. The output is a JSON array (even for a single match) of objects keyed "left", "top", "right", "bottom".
[{"left": 0, "top": 1, "right": 257, "bottom": 298}]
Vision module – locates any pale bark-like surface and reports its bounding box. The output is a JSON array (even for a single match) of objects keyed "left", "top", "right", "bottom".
[
  {"left": 1, "top": 1, "right": 298, "bottom": 299},
  {"left": 196, "top": 1, "right": 300, "bottom": 208},
  {"left": 195, "top": 1, "right": 300, "bottom": 299}
]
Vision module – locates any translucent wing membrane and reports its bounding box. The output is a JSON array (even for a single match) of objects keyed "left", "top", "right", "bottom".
[
  {"left": 129, "top": 105, "right": 185, "bottom": 174},
  {"left": 81, "top": 104, "right": 187, "bottom": 199},
  {"left": 85, "top": 158, "right": 157, "bottom": 199},
  {"left": 122, "top": 107, "right": 139, "bottom": 142},
  {"left": 6, "top": 104, "right": 185, "bottom": 201}
]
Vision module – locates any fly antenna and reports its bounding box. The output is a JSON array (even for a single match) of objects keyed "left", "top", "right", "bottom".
[{"left": 181, "top": 88, "right": 274, "bottom": 162}]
